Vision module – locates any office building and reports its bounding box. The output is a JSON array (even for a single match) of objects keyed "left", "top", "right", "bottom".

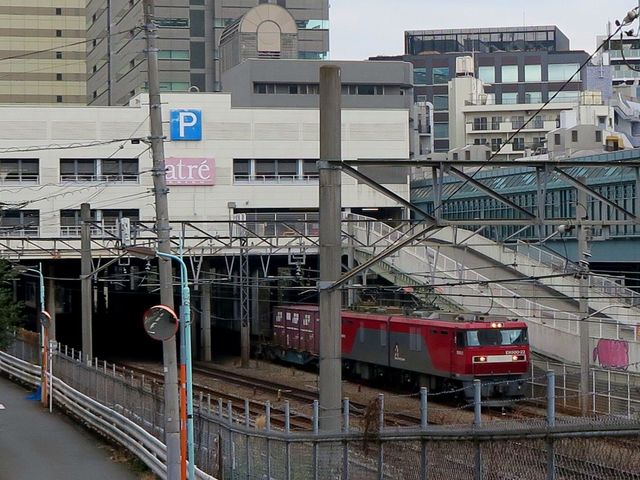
[
  {"left": 0, "top": 1, "right": 86, "bottom": 104},
  {"left": 86, "top": 0, "right": 329, "bottom": 106},
  {"left": 372, "top": 26, "right": 590, "bottom": 155}
]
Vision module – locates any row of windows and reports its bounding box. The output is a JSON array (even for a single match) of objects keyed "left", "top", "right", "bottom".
[
  {"left": 471, "top": 115, "right": 551, "bottom": 131},
  {"left": 253, "top": 83, "right": 394, "bottom": 96},
  {"left": 0, "top": 159, "right": 139, "bottom": 184},
  {"left": 414, "top": 63, "right": 581, "bottom": 86},
  {"left": 233, "top": 159, "right": 318, "bottom": 182}
]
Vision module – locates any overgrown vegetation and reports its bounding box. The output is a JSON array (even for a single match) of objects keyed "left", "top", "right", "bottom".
[{"left": 0, "top": 260, "right": 23, "bottom": 349}]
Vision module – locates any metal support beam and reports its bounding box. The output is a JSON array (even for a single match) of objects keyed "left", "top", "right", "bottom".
[
  {"left": 201, "top": 270, "right": 212, "bottom": 362},
  {"left": 338, "top": 162, "right": 436, "bottom": 223},
  {"left": 448, "top": 167, "right": 536, "bottom": 218},
  {"left": 554, "top": 168, "right": 638, "bottom": 222},
  {"left": 80, "top": 203, "right": 93, "bottom": 362},
  {"left": 239, "top": 242, "right": 250, "bottom": 368},
  {"left": 319, "top": 65, "right": 343, "bottom": 433},
  {"left": 577, "top": 177, "right": 591, "bottom": 416}
]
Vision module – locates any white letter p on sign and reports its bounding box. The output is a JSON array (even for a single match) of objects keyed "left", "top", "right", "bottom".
[{"left": 178, "top": 111, "right": 198, "bottom": 137}]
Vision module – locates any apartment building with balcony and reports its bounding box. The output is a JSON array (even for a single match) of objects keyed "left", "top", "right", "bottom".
[
  {"left": 448, "top": 70, "right": 615, "bottom": 161},
  {"left": 0, "top": 0, "right": 86, "bottom": 104},
  {"left": 371, "top": 26, "right": 589, "bottom": 155}
]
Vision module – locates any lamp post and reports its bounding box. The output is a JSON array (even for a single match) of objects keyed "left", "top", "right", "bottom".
[
  {"left": 14, "top": 263, "right": 48, "bottom": 407},
  {"left": 127, "top": 246, "right": 195, "bottom": 479}
]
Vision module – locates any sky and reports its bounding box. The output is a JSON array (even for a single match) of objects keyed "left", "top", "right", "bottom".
[{"left": 329, "top": 0, "right": 637, "bottom": 60}]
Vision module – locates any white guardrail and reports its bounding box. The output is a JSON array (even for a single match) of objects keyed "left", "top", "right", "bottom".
[{"left": 0, "top": 350, "right": 214, "bottom": 480}]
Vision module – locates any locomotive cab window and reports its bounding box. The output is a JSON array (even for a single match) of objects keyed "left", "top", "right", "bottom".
[
  {"left": 455, "top": 332, "right": 465, "bottom": 346},
  {"left": 466, "top": 328, "right": 528, "bottom": 346}
]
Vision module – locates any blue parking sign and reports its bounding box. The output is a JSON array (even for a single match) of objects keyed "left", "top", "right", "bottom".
[{"left": 170, "top": 109, "right": 202, "bottom": 141}]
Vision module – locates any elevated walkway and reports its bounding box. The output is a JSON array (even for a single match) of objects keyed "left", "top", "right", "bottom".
[{"left": 346, "top": 214, "right": 640, "bottom": 372}]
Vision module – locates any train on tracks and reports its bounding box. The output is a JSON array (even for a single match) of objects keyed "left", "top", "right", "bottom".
[{"left": 265, "top": 305, "right": 530, "bottom": 400}]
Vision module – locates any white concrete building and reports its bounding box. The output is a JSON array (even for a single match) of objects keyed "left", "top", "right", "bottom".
[{"left": 0, "top": 91, "right": 410, "bottom": 258}]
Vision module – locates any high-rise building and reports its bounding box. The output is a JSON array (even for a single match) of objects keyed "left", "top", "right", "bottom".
[
  {"left": 87, "top": 0, "right": 329, "bottom": 106},
  {"left": 0, "top": 1, "right": 86, "bottom": 104},
  {"left": 372, "top": 26, "right": 589, "bottom": 155}
]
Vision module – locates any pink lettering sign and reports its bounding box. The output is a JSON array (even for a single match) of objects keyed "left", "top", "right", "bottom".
[{"left": 166, "top": 157, "right": 215, "bottom": 186}]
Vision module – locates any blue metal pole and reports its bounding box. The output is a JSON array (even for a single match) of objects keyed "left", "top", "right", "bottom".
[{"left": 157, "top": 251, "right": 195, "bottom": 479}]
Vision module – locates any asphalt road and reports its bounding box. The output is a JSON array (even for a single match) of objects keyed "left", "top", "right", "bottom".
[{"left": 0, "top": 376, "right": 140, "bottom": 480}]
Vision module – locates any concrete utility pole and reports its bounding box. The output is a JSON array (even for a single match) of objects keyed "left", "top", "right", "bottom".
[
  {"left": 577, "top": 178, "right": 591, "bottom": 416},
  {"left": 143, "top": 1, "right": 181, "bottom": 478},
  {"left": 80, "top": 203, "right": 93, "bottom": 362},
  {"left": 318, "top": 65, "right": 342, "bottom": 433}
]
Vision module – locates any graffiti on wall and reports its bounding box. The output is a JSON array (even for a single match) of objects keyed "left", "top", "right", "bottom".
[{"left": 592, "top": 339, "right": 629, "bottom": 370}]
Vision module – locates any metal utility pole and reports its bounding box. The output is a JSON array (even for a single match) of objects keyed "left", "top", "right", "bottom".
[
  {"left": 201, "top": 274, "right": 212, "bottom": 362},
  {"left": 577, "top": 178, "right": 591, "bottom": 416},
  {"left": 80, "top": 203, "right": 93, "bottom": 362},
  {"left": 240, "top": 242, "right": 250, "bottom": 368},
  {"left": 318, "top": 65, "right": 342, "bottom": 433},
  {"left": 143, "top": 1, "right": 181, "bottom": 478}
]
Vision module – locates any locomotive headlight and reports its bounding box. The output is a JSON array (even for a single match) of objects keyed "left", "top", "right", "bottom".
[
  {"left": 490, "top": 322, "right": 504, "bottom": 328},
  {"left": 512, "top": 355, "right": 519, "bottom": 361},
  {"left": 473, "top": 356, "right": 487, "bottom": 363}
]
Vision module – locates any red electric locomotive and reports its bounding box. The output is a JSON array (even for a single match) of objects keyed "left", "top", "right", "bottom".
[{"left": 269, "top": 305, "right": 529, "bottom": 400}]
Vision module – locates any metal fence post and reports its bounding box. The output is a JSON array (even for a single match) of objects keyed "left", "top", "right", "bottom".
[
  {"left": 285, "top": 401, "right": 291, "bottom": 480},
  {"left": 313, "top": 400, "right": 319, "bottom": 480},
  {"left": 266, "top": 401, "right": 272, "bottom": 480},
  {"left": 245, "top": 398, "right": 251, "bottom": 480},
  {"left": 546, "top": 371, "right": 556, "bottom": 480},
  {"left": 343, "top": 398, "right": 350, "bottom": 479},
  {"left": 420, "top": 387, "right": 428, "bottom": 480},
  {"left": 592, "top": 370, "right": 597, "bottom": 414},
  {"left": 378, "top": 394, "right": 385, "bottom": 480},
  {"left": 474, "top": 379, "right": 482, "bottom": 480}
]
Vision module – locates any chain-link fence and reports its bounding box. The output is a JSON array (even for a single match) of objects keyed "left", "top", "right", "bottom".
[{"left": 4, "top": 336, "right": 640, "bottom": 480}]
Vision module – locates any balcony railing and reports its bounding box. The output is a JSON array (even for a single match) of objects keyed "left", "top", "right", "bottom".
[
  {"left": 0, "top": 226, "right": 39, "bottom": 237},
  {"left": 60, "top": 224, "right": 120, "bottom": 238},
  {"left": 59, "top": 174, "right": 138, "bottom": 183},
  {"left": 0, "top": 174, "right": 39, "bottom": 185}
]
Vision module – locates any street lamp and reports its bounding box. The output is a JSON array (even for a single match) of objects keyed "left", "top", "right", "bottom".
[
  {"left": 579, "top": 303, "right": 631, "bottom": 416},
  {"left": 14, "top": 263, "right": 48, "bottom": 408},
  {"left": 127, "top": 246, "right": 195, "bottom": 480}
]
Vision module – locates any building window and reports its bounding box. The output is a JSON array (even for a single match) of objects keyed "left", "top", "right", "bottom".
[
  {"left": 473, "top": 138, "right": 487, "bottom": 145},
  {"left": 452, "top": 152, "right": 458, "bottom": 160},
  {"left": 501, "top": 65, "right": 519, "bottom": 83},
  {"left": 524, "top": 65, "right": 542, "bottom": 82},
  {"left": 56, "top": 73, "right": 63, "bottom": 81},
  {"left": 158, "top": 50, "right": 190, "bottom": 60},
  {"left": 56, "top": 95, "right": 63, "bottom": 103},
  {"left": 491, "top": 116, "right": 502, "bottom": 130},
  {"left": 525, "top": 91, "right": 542, "bottom": 104},
  {"left": 549, "top": 91, "right": 580, "bottom": 103},
  {"left": 55, "top": 7, "right": 62, "bottom": 15},
  {"left": 233, "top": 159, "right": 319, "bottom": 183},
  {"left": 512, "top": 138, "right": 525, "bottom": 151},
  {"left": 0, "top": 159, "right": 39, "bottom": 184},
  {"left": 159, "top": 82, "right": 190, "bottom": 92},
  {"left": 532, "top": 115, "right": 544, "bottom": 129},
  {"left": 554, "top": 134, "right": 561, "bottom": 145},
  {"left": 501, "top": 92, "right": 518, "bottom": 104},
  {"left": 571, "top": 130, "right": 578, "bottom": 142},
  {"left": 595, "top": 130, "right": 603, "bottom": 142},
  {"left": 491, "top": 138, "right": 502, "bottom": 152},
  {"left": 548, "top": 63, "right": 581, "bottom": 82},
  {"left": 0, "top": 210, "right": 39, "bottom": 237},
  {"left": 414, "top": 67, "right": 427, "bottom": 86},
  {"left": 511, "top": 116, "right": 525, "bottom": 130},
  {"left": 60, "top": 159, "right": 138, "bottom": 182},
  {"left": 473, "top": 117, "right": 488, "bottom": 131},
  {"left": 465, "top": 150, "right": 471, "bottom": 160},
  {"left": 55, "top": 30, "right": 62, "bottom": 37},
  {"left": 433, "top": 95, "right": 448, "bottom": 111},
  {"left": 60, "top": 209, "right": 139, "bottom": 237},
  {"left": 432, "top": 67, "right": 449, "bottom": 84},
  {"left": 434, "top": 123, "right": 449, "bottom": 138},
  {"left": 478, "top": 66, "right": 495, "bottom": 83},
  {"left": 55, "top": 51, "right": 62, "bottom": 59}
]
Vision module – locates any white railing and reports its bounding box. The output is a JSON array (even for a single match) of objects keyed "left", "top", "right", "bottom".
[
  {"left": 59, "top": 174, "right": 138, "bottom": 183},
  {"left": 0, "top": 350, "right": 214, "bottom": 480},
  {"left": 0, "top": 174, "right": 39, "bottom": 184},
  {"left": 512, "top": 240, "right": 640, "bottom": 307},
  {"left": 232, "top": 212, "right": 319, "bottom": 238},
  {"left": 60, "top": 224, "right": 120, "bottom": 238},
  {"left": 0, "top": 226, "right": 39, "bottom": 237},
  {"left": 233, "top": 174, "right": 318, "bottom": 184}
]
